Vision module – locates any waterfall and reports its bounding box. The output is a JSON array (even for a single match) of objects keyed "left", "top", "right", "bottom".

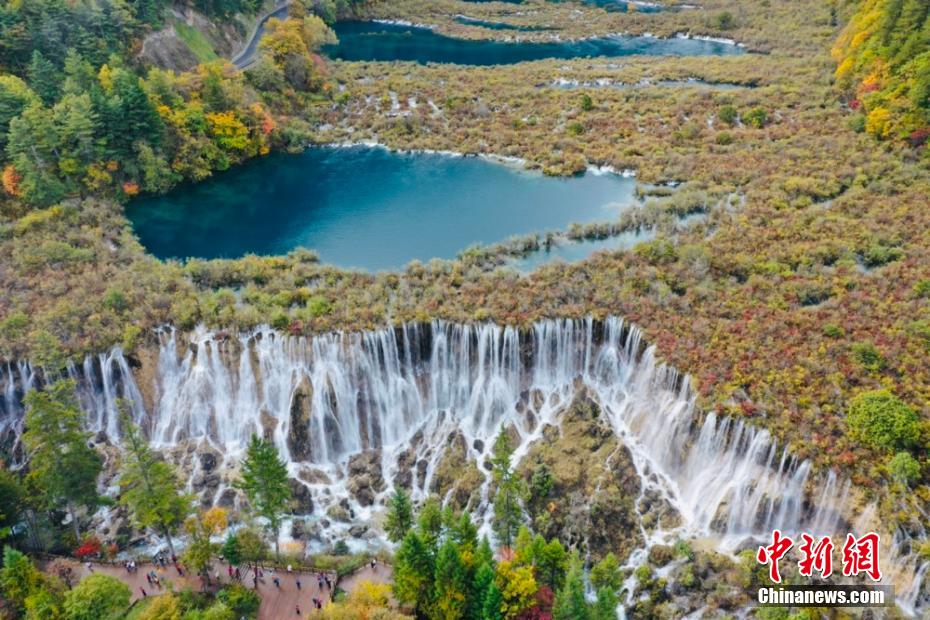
[{"left": 0, "top": 316, "right": 925, "bottom": 614}]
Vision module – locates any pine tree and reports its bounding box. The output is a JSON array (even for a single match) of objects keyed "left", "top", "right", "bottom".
[
  {"left": 235, "top": 435, "right": 291, "bottom": 558},
  {"left": 553, "top": 555, "right": 590, "bottom": 620},
  {"left": 590, "top": 553, "right": 621, "bottom": 593},
  {"left": 385, "top": 487, "right": 414, "bottom": 543},
  {"left": 22, "top": 380, "right": 102, "bottom": 540},
  {"left": 118, "top": 409, "right": 192, "bottom": 557},
  {"left": 491, "top": 430, "right": 524, "bottom": 549},
  {"left": 26, "top": 51, "right": 60, "bottom": 105},
  {"left": 433, "top": 539, "right": 468, "bottom": 620},
  {"left": 537, "top": 538, "right": 568, "bottom": 591},
  {"left": 471, "top": 559, "right": 497, "bottom": 620},
  {"left": 417, "top": 495, "right": 443, "bottom": 551},
  {"left": 393, "top": 530, "right": 435, "bottom": 615},
  {"left": 592, "top": 587, "right": 618, "bottom": 620}
]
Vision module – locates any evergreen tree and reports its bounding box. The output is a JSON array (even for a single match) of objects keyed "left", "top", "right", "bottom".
[
  {"left": 385, "top": 487, "right": 414, "bottom": 543},
  {"left": 417, "top": 495, "right": 443, "bottom": 551},
  {"left": 481, "top": 578, "right": 504, "bottom": 620},
  {"left": 553, "top": 556, "right": 590, "bottom": 620},
  {"left": 235, "top": 434, "right": 291, "bottom": 557},
  {"left": 22, "top": 380, "right": 102, "bottom": 540},
  {"left": 118, "top": 409, "right": 192, "bottom": 557},
  {"left": 433, "top": 538, "right": 468, "bottom": 620},
  {"left": 0, "top": 75, "right": 38, "bottom": 152},
  {"left": 6, "top": 103, "right": 67, "bottom": 206},
  {"left": 537, "top": 538, "right": 568, "bottom": 591},
  {"left": 471, "top": 559, "right": 498, "bottom": 620},
  {"left": 491, "top": 430, "right": 524, "bottom": 548},
  {"left": 592, "top": 586, "right": 618, "bottom": 620},
  {"left": 0, "top": 468, "right": 24, "bottom": 541},
  {"left": 26, "top": 51, "right": 61, "bottom": 105},
  {"left": 0, "top": 547, "right": 41, "bottom": 616},
  {"left": 393, "top": 530, "right": 435, "bottom": 615},
  {"left": 590, "top": 553, "right": 621, "bottom": 593}
]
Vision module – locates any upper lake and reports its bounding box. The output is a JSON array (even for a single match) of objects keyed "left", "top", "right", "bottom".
[
  {"left": 126, "top": 146, "right": 638, "bottom": 271},
  {"left": 324, "top": 21, "right": 743, "bottom": 65}
]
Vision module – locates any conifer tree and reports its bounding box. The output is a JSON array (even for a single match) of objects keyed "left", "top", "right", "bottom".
[
  {"left": 118, "top": 409, "right": 192, "bottom": 557},
  {"left": 22, "top": 380, "right": 102, "bottom": 540},
  {"left": 491, "top": 430, "right": 525, "bottom": 548},
  {"left": 385, "top": 487, "right": 414, "bottom": 543},
  {"left": 235, "top": 435, "right": 291, "bottom": 557}
]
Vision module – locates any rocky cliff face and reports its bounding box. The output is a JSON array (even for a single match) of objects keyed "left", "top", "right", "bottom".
[{"left": 137, "top": 8, "right": 249, "bottom": 72}]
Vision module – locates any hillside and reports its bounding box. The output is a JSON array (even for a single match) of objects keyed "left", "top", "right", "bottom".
[{"left": 833, "top": 0, "right": 930, "bottom": 145}]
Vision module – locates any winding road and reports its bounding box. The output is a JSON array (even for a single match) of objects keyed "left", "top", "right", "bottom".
[{"left": 232, "top": 0, "right": 291, "bottom": 69}]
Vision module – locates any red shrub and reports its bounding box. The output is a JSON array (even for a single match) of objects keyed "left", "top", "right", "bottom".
[{"left": 75, "top": 535, "right": 102, "bottom": 559}]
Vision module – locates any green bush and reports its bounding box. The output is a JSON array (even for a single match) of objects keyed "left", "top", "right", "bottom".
[
  {"left": 580, "top": 93, "right": 593, "bottom": 111},
  {"left": 850, "top": 342, "right": 886, "bottom": 372},
  {"left": 714, "top": 11, "right": 735, "bottom": 30},
  {"left": 822, "top": 324, "right": 844, "bottom": 338},
  {"left": 913, "top": 279, "right": 930, "bottom": 298},
  {"left": 718, "top": 104, "right": 738, "bottom": 126},
  {"left": 847, "top": 390, "right": 921, "bottom": 452},
  {"left": 847, "top": 114, "right": 867, "bottom": 133},
  {"left": 862, "top": 242, "right": 904, "bottom": 267},
  {"left": 745, "top": 108, "right": 768, "bottom": 128},
  {"left": 566, "top": 121, "right": 584, "bottom": 135},
  {"left": 216, "top": 584, "right": 259, "bottom": 619},
  {"left": 715, "top": 131, "right": 733, "bottom": 145},
  {"left": 889, "top": 452, "right": 921, "bottom": 484}
]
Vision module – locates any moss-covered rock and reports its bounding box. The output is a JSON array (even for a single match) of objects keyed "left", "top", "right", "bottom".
[{"left": 517, "top": 389, "right": 646, "bottom": 562}]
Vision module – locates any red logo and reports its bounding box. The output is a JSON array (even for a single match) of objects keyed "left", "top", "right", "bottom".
[{"left": 757, "top": 532, "right": 882, "bottom": 583}]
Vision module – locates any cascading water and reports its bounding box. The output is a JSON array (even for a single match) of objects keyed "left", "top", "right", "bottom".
[{"left": 0, "top": 317, "right": 925, "bottom": 615}]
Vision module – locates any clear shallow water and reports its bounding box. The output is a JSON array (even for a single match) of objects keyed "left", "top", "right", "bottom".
[
  {"left": 126, "top": 146, "right": 637, "bottom": 270},
  {"left": 511, "top": 229, "right": 654, "bottom": 272},
  {"left": 324, "top": 21, "right": 743, "bottom": 65}
]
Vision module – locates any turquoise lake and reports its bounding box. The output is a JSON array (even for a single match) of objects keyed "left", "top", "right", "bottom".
[
  {"left": 324, "top": 21, "right": 743, "bottom": 65},
  {"left": 126, "top": 146, "right": 638, "bottom": 271}
]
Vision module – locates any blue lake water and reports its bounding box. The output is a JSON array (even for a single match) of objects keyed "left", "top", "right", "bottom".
[
  {"left": 126, "top": 146, "right": 638, "bottom": 271},
  {"left": 324, "top": 21, "right": 743, "bottom": 65}
]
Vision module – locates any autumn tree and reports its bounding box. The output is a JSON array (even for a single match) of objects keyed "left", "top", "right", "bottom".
[{"left": 183, "top": 507, "right": 229, "bottom": 587}]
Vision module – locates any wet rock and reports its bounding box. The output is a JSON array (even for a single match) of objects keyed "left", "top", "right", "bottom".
[
  {"left": 259, "top": 410, "right": 278, "bottom": 441},
  {"left": 472, "top": 439, "right": 484, "bottom": 453},
  {"left": 297, "top": 466, "right": 331, "bottom": 486},
  {"left": 517, "top": 390, "right": 644, "bottom": 562},
  {"left": 393, "top": 448, "right": 415, "bottom": 489},
  {"left": 326, "top": 505, "right": 351, "bottom": 522},
  {"left": 291, "top": 519, "right": 321, "bottom": 542},
  {"left": 430, "top": 431, "right": 483, "bottom": 511},
  {"left": 347, "top": 450, "right": 384, "bottom": 506},
  {"left": 289, "top": 479, "right": 315, "bottom": 515},
  {"left": 287, "top": 378, "right": 314, "bottom": 462},
  {"left": 348, "top": 524, "right": 369, "bottom": 538},
  {"left": 416, "top": 459, "right": 428, "bottom": 488},
  {"left": 648, "top": 544, "right": 675, "bottom": 567},
  {"left": 217, "top": 488, "right": 238, "bottom": 509},
  {"left": 199, "top": 449, "right": 218, "bottom": 473}
]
